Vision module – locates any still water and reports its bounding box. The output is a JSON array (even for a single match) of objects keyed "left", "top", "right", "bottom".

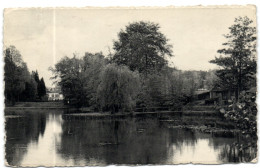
[{"left": 5, "top": 110, "right": 257, "bottom": 166}]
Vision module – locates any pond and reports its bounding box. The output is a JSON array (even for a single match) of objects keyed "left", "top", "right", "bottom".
[{"left": 5, "top": 110, "right": 257, "bottom": 166}]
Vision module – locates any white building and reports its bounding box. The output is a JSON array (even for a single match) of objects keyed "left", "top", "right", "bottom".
[{"left": 46, "top": 87, "right": 64, "bottom": 101}]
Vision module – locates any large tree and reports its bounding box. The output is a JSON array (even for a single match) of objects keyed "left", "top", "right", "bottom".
[
  {"left": 50, "top": 52, "right": 107, "bottom": 107},
  {"left": 50, "top": 55, "right": 87, "bottom": 107},
  {"left": 4, "top": 45, "right": 45, "bottom": 103},
  {"left": 112, "top": 21, "right": 173, "bottom": 74},
  {"left": 210, "top": 16, "right": 256, "bottom": 97},
  {"left": 4, "top": 46, "right": 29, "bottom": 103}
]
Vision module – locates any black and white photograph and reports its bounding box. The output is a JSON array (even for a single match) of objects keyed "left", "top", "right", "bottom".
[{"left": 2, "top": 6, "right": 257, "bottom": 166}]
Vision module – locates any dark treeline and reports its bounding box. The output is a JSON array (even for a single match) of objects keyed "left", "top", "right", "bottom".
[
  {"left": 4, "top": 46, "right": 47, "bottom": 105},
  {"left": 50, "top": 21, "right": 217, "bottom": 112}
]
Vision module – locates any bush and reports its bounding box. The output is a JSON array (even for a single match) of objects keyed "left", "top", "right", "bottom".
[{"left": 219, "top": 90, "right": 257, "bottom": 136}]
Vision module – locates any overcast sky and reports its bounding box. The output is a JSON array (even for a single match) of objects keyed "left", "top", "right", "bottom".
[{"left": 4, "top": 6, "right": 256, "bottom": 87}]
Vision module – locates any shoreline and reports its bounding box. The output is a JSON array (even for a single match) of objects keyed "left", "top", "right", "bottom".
[{"left": 5, "top": 107, "right": 219, "bottom": 116}]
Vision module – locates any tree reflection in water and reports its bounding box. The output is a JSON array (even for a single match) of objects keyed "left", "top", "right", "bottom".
[
  {"left": 5, "top": 112, "right": 257, "bottom": 166},
  {"left": 58, "top": 116, "right": 257, "bottom": 165},
  {"left": 57, "top": 117, "right": 201, "bottom": 164},
  {"left": 57, "top": 118, "right": 168, "bottom": 164},
  {"left": 5, "top": 111, "right": 47, "bottom": 166},
  {"left": 217, "top": 136, "right": 257, "bottom": 163}
]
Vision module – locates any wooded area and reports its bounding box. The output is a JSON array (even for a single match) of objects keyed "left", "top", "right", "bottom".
[
  {"left": 4, "top": 17, "right": 256, "bottom": 120},
  {"left": 4, "top": 46, "right": 47, "bottom": 105},
  {"left": 49, "top": 21, "right": 219, "bottom": 112}
]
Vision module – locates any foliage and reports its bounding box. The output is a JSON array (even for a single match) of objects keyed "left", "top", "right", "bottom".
[
  {"left": 4, "top": 46, "right": 28, "bottom": 103},
  {"left": 50, "top": 52, "right": 107, "bottom": 107},
  {"left": 32, "top": 71, "right": 47, "bottom": 99},
  {"left": 97, "top": 64, "right": 141, "bottom": 113},
  {"left": 162, "top": 69, "right": 188, "bottom": 110},
  {"left": 33, "top": 70, "right": 40, "bottom": 83},
  {"left": 220, "top": 90, "right": 257, "bottom": 136},
  {"left": 83, "top": 52, "right": 108, "bottom": 109},
  {"left": 136, "top": 68, "right": 192, "bottom": 111},
  {"left": 204, "top": 70, "right": 218, "bottom": 89},
  {"left": 50, "top": 55, "right": 83, "bottom": 106},
  {"left": 39, "top": 78, "right": 47, "bottom": 98},
  {"left": 4, "top": 46, "right": 46, "bottom": 104},
  {"left": 137, "top": 74, "right": 164, "bottom": 109},
  {"left": 48, "top": 21, "right": 221, "bottom": 111},
  {"left": 112, "top": 21, "right": 173, "bottom": 74},
  {"left": 21, "top": 75, "right": 38, "bottom": 101},
  {"left": 210, "top": 16, "right": 256, "bottom": 97}
]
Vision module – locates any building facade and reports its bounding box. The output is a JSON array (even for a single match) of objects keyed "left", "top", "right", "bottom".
[{"left": 46, "top": 87, "right": 64, "bottom": 101}]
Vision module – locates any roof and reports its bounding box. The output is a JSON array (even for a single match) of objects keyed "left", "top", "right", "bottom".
[
  {"left": 210, "top": 85, "right": 233, "bottom": 92},
  {"left": 194, "top": 89, "right": 210, "bottom": 95}
]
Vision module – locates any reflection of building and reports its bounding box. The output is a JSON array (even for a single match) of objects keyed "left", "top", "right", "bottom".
[{"left": 46, "top": 87, "right": 64, "bottom": 101}]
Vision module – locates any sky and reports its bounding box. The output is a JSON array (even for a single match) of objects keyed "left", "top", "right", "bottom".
[{"left": 4, "top": 6, "right": 256, "bottom": 87}]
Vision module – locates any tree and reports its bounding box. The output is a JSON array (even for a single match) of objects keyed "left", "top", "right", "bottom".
[
  {"left": 31, "top": 71, "right": 46, "bottom": 99},
  {"left": 82, "top": 52, "right": 107, "bottom": 109},
  {"left": 139, "top": 74, "right": 165, "bottom": 108},
  {"left": 33, "top": 70, "right": 40, "bottom": 83},
  {"left": 38, "top": 78, "right": 47, "bottom": 98},
  {"left": 50, "top": 55, "right": 86, "bottom": 107},
  {"left": 210, "top": 16, "right": 256, "bottom": 97},
  {"left": 22, "top": 75, "right": 38, "bottom": 101},
  {"left": 4, "top": 46, "right": 29, "bottom": 104},
  {"left": 97, "top": 64, "right": 141, "bottom": 113},
  {"left": 112, "top": 21, "right": 173, "bottom": 74},
  {"left": 204, "top": 70, "right": 217, "bottom": 90},
  {"left": 4, "top": 46, "right": 48, "bottom": 104},
  {"left": 50, "top": 52, "right": 107, "bottom": 107},
  {"left": 32, "top": 71, "right": 40, "bottom": 99}
]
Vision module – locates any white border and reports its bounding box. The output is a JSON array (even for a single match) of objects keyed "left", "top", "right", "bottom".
[{"left": 0, "top": 0, "right": 259, "bottom": 168}]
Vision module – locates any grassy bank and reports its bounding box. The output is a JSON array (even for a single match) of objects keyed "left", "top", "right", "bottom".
[
  {"left": 5, "top": 102, "right": 68, "bottom": 112},
  {"left": 6, "top": 101, "right": 65, "bottom": 107}
]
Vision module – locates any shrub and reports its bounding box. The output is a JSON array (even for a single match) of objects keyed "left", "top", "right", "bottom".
[{"left": 219, "top": 90, "right": 257, "bottom": 136}]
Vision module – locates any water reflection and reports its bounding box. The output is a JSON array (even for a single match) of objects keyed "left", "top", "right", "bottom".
[
  {"left": 5, "top": 111, "right": 257, "bottom": 166},
  {"left": 5, "top": 111, "right": 46, "bottom": 166},
  {"left": 58, "top": 118, "right": 172, "bottom": 165}
]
